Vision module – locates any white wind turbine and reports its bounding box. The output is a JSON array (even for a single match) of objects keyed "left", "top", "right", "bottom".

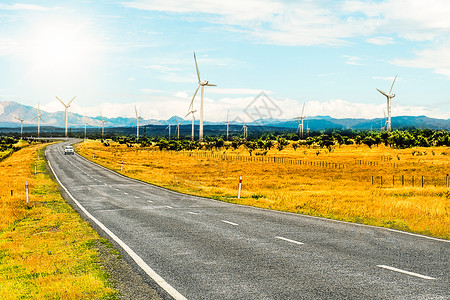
[
  {"left": 99, "top": 113, "right": 108, "bottom": 140},
  {"left": 293, "top": 103, "right": 306, "bottom": 138},
  {"left": 241, "top": 120, "right": 248, "bottom": 140},
  {"left": 56, "top": 96, "right": 76, "bottom": 138},
  {"left": 376, "top": 75, "right": 397, "bottom": 132},
  {"left": 165, "top": 122, "right": 172, "bottom": 140},
  {"left": 174, "top": 117, "right": 181, "bottom": 140},
  {"left": 185, "top": 109, "right": 197, "bottom": 141},
  {"left": 188, "top": 52, "right": 217, "bottom": 141},
  {"left": 134, "top": 105, "right": 143, "bottom": 140},
  {"left": 31, "top": 103, "right": 45, "bottom": 138},
  {"left": 15, "top": 115, "right": 25, "bottom": 139},
  {"left": 83, "top": 117, "right": 90, "bottom": 140},
  {"left": 222, "top": 109, "right": 230, "bottom": 141}
]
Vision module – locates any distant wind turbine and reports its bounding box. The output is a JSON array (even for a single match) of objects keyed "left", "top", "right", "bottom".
[
  {"left": 222, "top": 110, "right": 230, "bottom": 141},
  {"left": 185, "top": 109, "right": 197, "bottom": 141},
  {"left": 376, "top": 75, "right": 397, "bottom": 132},
  {"left": 100, "top": 113, "right": 108, "bottom": 140},
  {"left": 293, "top": 103, "right": 306, "bottom": 138},
  {"left": 15, "top": 116, "right": 24, "bottom": 139},
  {"left": 56, "top": 96, "right": 76, "bottom": 138},
  {"left": 241, "top": 120, "right": 248, "bottom": 140},
  {"left": 188, "top": 52, "right": 217, "bottom": 141},
  {"left": 165, "top": 122, "right": 171, "bottom": 140},
  {"left": 83, "top": 117, "right": 89, "bottom": 140},
  {"left": 31, "top": 103, "right": 45, "bottom": 138},
  {"left": 134, "top": 105, "right": 143, "bottom": 140},
  {"left": 174, "top": 117, "right": 181, "bottom": 140}
]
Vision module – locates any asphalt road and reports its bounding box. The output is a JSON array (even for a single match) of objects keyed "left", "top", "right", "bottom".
[{"left": 46, "top": 140, "right": 449, "bottom": 300}]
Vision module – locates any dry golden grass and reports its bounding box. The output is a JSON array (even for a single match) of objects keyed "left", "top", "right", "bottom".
[
  {"left": 0, "top": 144, "right": 116, "bottom": 299},
  {"left": 77, "top": 140, "right": 449, "bottom": 239}
]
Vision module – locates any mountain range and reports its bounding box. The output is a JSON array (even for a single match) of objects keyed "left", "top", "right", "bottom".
[{"left": 1, "top": 101, "right": 449, "bottom": 131}]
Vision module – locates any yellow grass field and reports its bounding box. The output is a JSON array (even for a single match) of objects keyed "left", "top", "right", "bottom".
[
  {"left": 0, "top": 143, "right": 116, "bottom": 299},
  {"left": 77, "top": 140, "right": 449, "bottom": 240}
]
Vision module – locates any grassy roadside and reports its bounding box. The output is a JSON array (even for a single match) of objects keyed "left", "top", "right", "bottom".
[
  {"left": 0, "top": 143, "right": 117, "bottom": 299},
  {"left": 76, "top": 140, "right": 449, "bottom": 240}
]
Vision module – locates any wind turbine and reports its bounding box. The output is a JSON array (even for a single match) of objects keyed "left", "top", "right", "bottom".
[
  {"left": 241, "top": 120, "right": 248, "bottom": 140},
  {"left": 188, "top": 52, "right": 217, "bottom": 141},
  {"left": 31, "top": 104, "right": 45, "bottom": 138},
  {"left": 222, "top": 109, "right": 230, "bottom": 141},
  {"left": 56, "top": 96, "right": 76, "bottom": 138},
  {"left": 83, "top": 117, "right": 90, "bottom": 140},
  {"left": 185, "top": 109, "right": 197, "bottom": 141},
  {"left": 99, "top": 113, "right": 108, "bottom": 140},
  {"left": 15, "top": 116, "right": 25, "bottom": 139},
  {"left": 165, "top": 122, "right": 171, "bottom": 140},
  {"left": 376, "top": 75, "right": 397, "bottom": 132},
  {"left": 134, "top": 105, "right": 143, "bottom": 140},
  {"left": 174, "top": 117, "right": 181, "bottom": 140},
  {"left": 293, "top": 103, "right": 306, "bottom": 138}
]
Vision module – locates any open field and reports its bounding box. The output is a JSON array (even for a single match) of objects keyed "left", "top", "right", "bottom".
[
  {"left": 77, "top": 140, "right": 449, "bottom": 239},
  {"left": 0, "top": 143, "right": 117, "bottom": 299}
]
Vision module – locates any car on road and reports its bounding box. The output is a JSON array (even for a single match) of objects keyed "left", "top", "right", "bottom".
[{"left": 64, "top": 145, "right": 75, "bottom": 155}]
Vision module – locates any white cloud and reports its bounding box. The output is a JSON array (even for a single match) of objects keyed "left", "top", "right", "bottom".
[
  {"left": 207, "top": 88, "right": 272, "bottom": 95},
  {"left": 391, "top": 46, "right": 450, "bottom": 78},
  {"left": 342, "top": 55, "right": 363, "bottom": 66},
  {"left": 366, "top": 36, "right": 395, "bottom": 45}
]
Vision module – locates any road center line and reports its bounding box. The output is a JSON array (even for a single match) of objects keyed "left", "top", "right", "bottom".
[
  {"left": 221, "top": 220, "right": 239, "bottom": 226},
  {"left": 147, "top": 200, "right": 153, "bottom": 203},
  {"left": 188, "top": 212, "right": 198, "bottom": 215},
  {"left": 377, "top": 265, "right": 436, "bottom": 280},
  {"left": 275, "top": 236, "right": 304, "bottom": 245},
  {"left": 134, "top": 196, "right": 140, "bottom": 199},
  {"left": 165, "top": 205, "right": 173, "bottom": 209}
]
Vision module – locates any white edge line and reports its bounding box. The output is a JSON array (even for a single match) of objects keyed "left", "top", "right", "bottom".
[
  {"left": 47, "top": 160, "right": 187, "bottom": 300},
  {"left": 276, "top": 236, "right": 304, "bottom": 245},
  {"left": 166, "top": 205, "right": 173, "bottom": 209},
  {"left": 377, "top": 265, "right": 436, "bottom": 280},
  {"left": 221, "top": 220, "right": 239, "bottom": 226},
  {"left": 71, "top": 141, "right": 449, "bottom": 244}
]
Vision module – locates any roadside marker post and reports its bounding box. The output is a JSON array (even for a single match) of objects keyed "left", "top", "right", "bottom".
[
  {"left": 34, "top": 162, "right": 37, "bottom": 174},
  {"left": 121, "top": 161, "right": 123, "bottom": 172},
  {"left": 447, "top": 174, "right": 449, "bottom": 188},
  {"left": 238, "top": 175, "right": 243, "bottom": 199},
  {"left": 25, "top": 181, "right": 29, "bottom": 204}
]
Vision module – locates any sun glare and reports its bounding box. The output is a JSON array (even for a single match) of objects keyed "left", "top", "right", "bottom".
[{"left": 22, "top": 19, "right": 99, "bottom": 74}]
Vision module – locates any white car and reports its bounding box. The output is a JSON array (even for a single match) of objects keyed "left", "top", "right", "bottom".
[{"left": 64, "top": 145, "right": 75, "bottom": 155}]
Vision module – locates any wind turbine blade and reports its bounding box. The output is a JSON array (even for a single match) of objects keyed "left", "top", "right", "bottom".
[
  {"left": 301, "top": 103, "right": 305, "bottom": 117},
  {"left": 56, "top": 96, "right": 66, "bottom": 106},
  {"left": 206, "top": 83, "right": 217, "bottom": 86},
  {"left": 31, "top": 115, "right": 38, "bottom": 121},
  {"left": 68, "top": 96, "right": 76, "bottom": 106},
  {"left": 389, "top": 75, "right": 397, "bottom": 94},
  {"left": 189, "top": 85, "right": 200, "bottom": 110},
  {"left": 194, "top": 52, "right": 201, "bottom": 83},
  {"left": 227, "top": 109, "right": 229, "bottom": 122},
  {"left": 135, "top": 105, "right": 138, "bottom": 118},
  {"left": 376, "top": 88, "right": 388, "bottom": 97}
]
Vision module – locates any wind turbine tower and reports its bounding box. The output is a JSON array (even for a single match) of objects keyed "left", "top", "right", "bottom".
[
  {"left": 185, "top": 109, "right": 197, "bottom": 141},
  {"left": 241, "top": 121, "right": 248, "bottom": 140},
  {"left": 15, "top": 116, "right": 24, "bottom": 139},
  {"left": 83, "top": 117, "right": 89, "bottom": 140},
  {"left": 134, "top": 105, "right": 143, "bottom": 140},
  {"left": 376, "top": 75, "right": 397, "bottom": 132},
  {"left": 165, "top": 122, "right": 171, "bottom": 140},
  {"left": 222, "top": 109, "right": 230, "bottom": 141},
  {"left": 31, "top": 104, "right": 45, "bottom": 138},
  {"left": 56, "top": 96, "right": 76, "bottom": 138},
  {"left": 100, "top": 113, "right": 108, "bottom": 140},
  {"left": 188, "top": 52, "right": 217, "bottom": 141},
  {"left": 174, "top": 117, "right": 181, "bottom": 140},
  {"left": 293, "top": 103, "right": 306, "bottom": 138}
]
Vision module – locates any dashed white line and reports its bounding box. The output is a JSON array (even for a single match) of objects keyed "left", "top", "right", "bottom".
[
  {"left": 377, "top": 265, "right": 436, "bottom": 280},
  {"left": 165, "top": 205, "right": 173, "bottom": 209},
  {"left": 275, "top": 236, "right": 304, "bottom": 245},
  {"left": 134, "top": 196, "right": 140, "bottom": 199},
  {"left": 124, "top": 192, "right": 129, "bottom": 195},
  {"left": 188, "top": 212, "right": 199, "bottom": 215},
  {"left": 221, "top": 220, "right": 239, "bottom": 226},
  {"left": 147, "top": 200, "right": 153, "bottom": 203}
]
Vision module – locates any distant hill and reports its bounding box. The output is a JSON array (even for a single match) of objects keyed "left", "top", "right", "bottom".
[{"left": 1, "top": 101, "right": 449, "bottom": 131}]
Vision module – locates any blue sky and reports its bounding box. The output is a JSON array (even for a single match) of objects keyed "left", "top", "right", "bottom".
[{"left": 0, "top": 0, "right": 449, "bottom": 123}]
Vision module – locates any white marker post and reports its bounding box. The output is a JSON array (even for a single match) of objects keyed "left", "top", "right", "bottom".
[
  {"left": 121, "top": 161, "right": 123, "bottom": 172},
  {"left": 447, "top": 174, "right": 449, "bottom": 188},
  {"left": 238, "top": 175, "right": 243, "bottom": 199},
  {"left": 93, "top": 151, "right": 95, "bottom": 159},
  {"left": 25, "top": 181, "right": 29, "bottom": 204},
  {"left": 34, "top": 162, "right": 37, "bottom": 174}
]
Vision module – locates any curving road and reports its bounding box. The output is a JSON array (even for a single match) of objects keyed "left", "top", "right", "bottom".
[{"left": 46, "top": 140, "right": 449, "bottom": 299}]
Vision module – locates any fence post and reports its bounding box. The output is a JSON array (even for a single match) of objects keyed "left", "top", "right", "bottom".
[
  {"left": 393, "top": 175, "right": 395, "bottom": 186},
  {"left": 238, "top": 175, "right": 243, "bottom": 199},
  {"left": 121, "top": 161, "right": 123, "bottom": 171},
  {"left": 372, "top": 176, "right": 374, "bottom": 185},
  {"left": 402, "top": 175, "right": 404, "bottom": 186},
  {"left": 447, "top": 174, "right": 449, "bottom": 188},
  {"left": 25, "top": 181, "right": 29, "bottom": 204},
  {"left": 381, "top": 176, "right": 383, "bottom": 186},
  {"left": 412, "top": 176, "right": 414, "bottom": 187},
  {"left": 422, "top": 176, "right": 424, "bottom": 188}
]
